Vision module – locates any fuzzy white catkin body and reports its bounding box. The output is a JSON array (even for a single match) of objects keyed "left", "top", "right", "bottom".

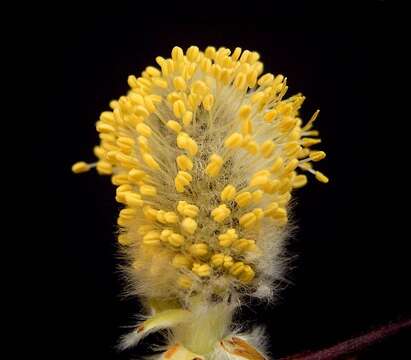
[{"left": 73, "top": 45, "right": 327, "bottom": 359}]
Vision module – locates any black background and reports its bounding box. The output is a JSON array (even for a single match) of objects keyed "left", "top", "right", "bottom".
[{"left": 43, "top": 2, "right": 410, "bottom": 359}]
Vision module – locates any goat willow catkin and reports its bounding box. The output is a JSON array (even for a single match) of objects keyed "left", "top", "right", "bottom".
[{"left": 73, "top": 45, "right": 328, "bottom": 360}]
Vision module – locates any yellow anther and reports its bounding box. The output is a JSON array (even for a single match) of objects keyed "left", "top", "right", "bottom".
[
  {"left": 218, "top": 228, "right": 238, "bottom": 247},
  {"left": 176, "top": 155, "right": 193, "bottom": 171},
  {"left": 167, "top": 92, "right": 181, "bottom": 104},
  {"left": 138, "top": 136, "right": 150, "bottom": 153},
  {"left": 230, "top": 47, "right": 241, "bottom": 61},
  {"left": 309, "top": 151, "right": 326, "bottom": 161},
  {"left": 277, "top": 102, "right": 292, "bottom": 116},
  {"left": 166, "top": 121, "right": 181, "bottom": 135},
  {"left": 111, "top": 174, "right": 129, "bottom": 186},
  {"left": 234, "top": 72, "right": 247, "bottom": 90},
  {"left": 263, "top": 202, "right": 279, "bottom": 217},
  {"left": 315, "top": 171, "right": 329, "bottom": 183},
  {"left": 239, "top": 49, "right": 250, "bottom": 63},
  {"left": 251, "top": 91, "right": 265, "bottom": 105},
  {"left": 192, "top": 80, "right": 209, "bottom": 96},
  {"left": 100, "top": 133, "right": 116, "bottom": 143},
  {"left": 250, "top": 175, "right": 269, "bottom": 188},
  {"left": 96, "top": 122, "right": 115, "bottom": 133},
  {"left": 211, "top": 253, "right": 225, "bottom": 268},
  {"left": 205, "top": 154, "right": 223, "bottom": 177},
  {"left": 221, "top": 184, "right": 237, "bottom": 202},
  {"left": 173, "top": 100, "right": 186, "bottom": 118},
  {"left": 175, "top": 171, "right": 192, "bottom": 192},
  {"left": 278, "top": 178, "right": 292, "bottom": 194},
  {"left": 192, "top": 263, "right": 211, "bottom": 277},
  {"left": 143, "top": 153, "right": 161, "bottom": 170},
  {"left": 260, "top": 140, "right": 276, "bottom": 158},
  {"left": 152, "top": 77, "right": 168, "bottom": 88},
  {"left": 224, "top": 132, "right": 243, "bottom": 149},
  {"left": 118, "top": 234, "right": 133, "bottom": 246},
  {"left": 235, "top": 192, "right": 252, "bottom": 207},
  {"left": 186, "top": 45, "right": 200, "bottom": 61},
  {"left": 72, "top": 161, "right": 90, "bottom": 174},
  {"left": 143, "top": 205, "right": 158, "bottom": 220},
  {"left": 302, "top": 138, "right": 322, "bottom": 147},
  {"left": 172, "top": 254, "right": 192, "bottom": 269},
  {"left": 140, "top": 184, "right": 157, "bottom": 197},
  {"left": 252, "top": 208, "right": 264, "bottom": 220},
  {"left": 204, "top": 46, "right": 217, "bottom": 59},
  {"left": 278, "top": 117, "right": 297, "bottom": 133},
  {"left": 93, "top": 146, "right": 106, "bottom": 159},
  {"left": 116, "top": 153, "right": 139, "bottom": 168},
  {"left": 293, "top": 174, "right": 308, "bottom": 188},
  {"left": 177, "top": 275, "right": 193, "bottom": 289},
  {"left": 168, "top": 233, "right": 185, "bottom": 247},
  {"left": 135, "top": 105, "right": 150, "bottom": 118},
  {"left": 116, "top": 184, "right": 132, "bottom": 194},
  {"left": 119, "top": 208, "right": 137, "bottom": 220},
  {"left": 143, "top": 230, "right": 161, "bottom": 245},
  {"left": 232, "top": 238, "right": 256, "bottom": 252},
  {"left": 270, "top": 157, "right": 284, "bottom": 173},
  {"left": 129, "top": 92, "right": 145, "bottom": 105},
  {"left": 124, "top": 192, "right": 143, "bottom": 207},
  {"left": 238, "top": 105, "right": 252, "bottom": 120},
  {"left": 203, "top": 94, "right": 214, "bottom": 111},
  {"left": 261, "top": 179, "right": 280, "bottom": 193},
  {"left": 136, "top": 123, "right": 152, "bottom": 137},
  {"left": 189, "top": 243, "right": 208, "bottom": 257},
  {"left": 229, "top": 261, "right": 245, "bottom": 276},
  {"left": 245, "top": 141, "right": 259, "bottom": 155},
  {"left": 222, "top": 256, "right": 234, "bottom": 269},
  {"left": 271, "top": 207, "right": 287, "bottom": 220},
  {"left": 258, "top": 73, "right": 274, "bottom": 86},
  {"left": 127, "top": 75, "right": 139, "bottom": 88},
  {"left": 239, "top": 212, "right": 257, "bottom": 229},
  {"left": 182, "top": 111, "right": 193, "bottom": 127},
  {"left": 177, "top": 201, "right": 199, "bottom": 218},
  {"left": 239, "top": 265, "right": 255, "bottom": 283},
  {"left": 117, "top": 136, "right": 135, "bottom": 152},
  {"left": 96, "top": 161, "right": 113, "bottom": 175},
  {"left": 211, "top": 204, "right": 231, "bottom": 223},
  {"left": 100, "top": 111, "right": 115, "bottom": 125},
  {"left": 181, "top": 217, "right": 198, "bottom": 234},
  {"left": 284, "top": 141, "right": 301, "bottom": 157},
  {"left": 186, "top": 137, "right": 198, "bottom": 156},
  {"left": 283, "top": 159, "right": 299, "bottom": 174},
  {"left": 162, "top": 211, "right": 177, "bottom": 224},
  {"left": 247, "top": 69, "right": 258, "bottom": 87},
  {"left": 138, "top": 224, "right": 154, "bottom": 236},
  {"left": 128, "top": 169, "right": 146, "bottom": 182},
  {"left": 171, "top": 46, "right": 184, "bottom": 62},
  {"left": 250, "top": 190, "right": 262, "bottom": 203},
  {"left": 160, "top": 229, "right": 173, "bottom": 242},
  {"left": 156, "top": 210, "right": 167, "bottom": 224},
  {"left": 144, "top": 96, "right": 157, "bottom": 113},
  {"left": 241, "top": 117, "right": 253, "bottom": 135},
  {"left": 173, "top": 76, "right": 187, "bottom": 91}
]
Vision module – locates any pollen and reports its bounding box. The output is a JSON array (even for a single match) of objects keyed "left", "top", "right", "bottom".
[{"left": 73, "top": 44, "right": 328, "bottom": 308}]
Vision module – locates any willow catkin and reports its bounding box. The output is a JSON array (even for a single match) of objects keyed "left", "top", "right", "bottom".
[{"left": 73, "top": 45, "right": 328, "bottom": 360}]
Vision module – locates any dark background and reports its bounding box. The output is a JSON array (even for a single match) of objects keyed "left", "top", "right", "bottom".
[{"left": 43, "top": 2, "right": 410, "bottom": 359}]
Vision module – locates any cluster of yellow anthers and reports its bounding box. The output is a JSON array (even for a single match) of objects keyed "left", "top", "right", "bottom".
[{"left": 73, "top": 45, "right": 327, "bottom": 299}]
